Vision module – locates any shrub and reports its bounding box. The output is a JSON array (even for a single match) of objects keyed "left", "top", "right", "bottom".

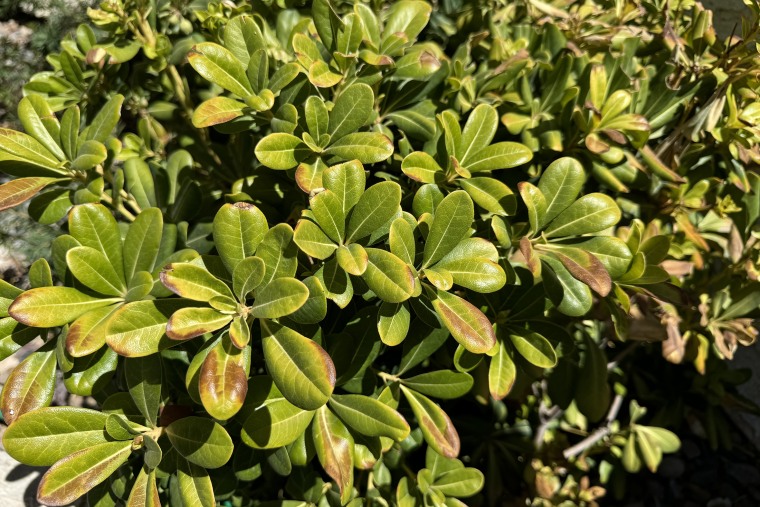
[{"left": 0, "top": 0, "right": 759, "bottom": 505}]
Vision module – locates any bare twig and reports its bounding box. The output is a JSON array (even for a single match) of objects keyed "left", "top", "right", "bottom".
[{"left": 562, "top": 393, "right": 624, "bottom": 459}]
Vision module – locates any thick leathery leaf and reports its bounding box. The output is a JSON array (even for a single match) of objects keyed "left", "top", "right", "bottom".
[
  {"left": 86, "top": 94, "right": 124, "bottom": 143},
  {"left": 336, "top": 243, "right": 368, "bottom": 275},
  {"left": 377, "top": 301, "right": 411, "bottom": 346},
  {"left": 65, "top": 305, "right": 117, "bottom": 357},
  {"left": 125, "top": 354, "right": 162, "bottom": 426},
  {"left": 250, "top": 277, "right": 309, "bottom": 318},
  {"left": 106, "top": 299, "right": 190, "bottom": 357},
  {"left": 18, "top": 95, "right": 64, "bottom": 160},
  {"left": 400, "top": 370, "right": 473, "bottom": 399},
  {"left": 199, "top": 335, "right": 249, "bottom": 420},
  {"left": 289, "top": 276, "right": 328, "bottom": 325},
  {"left": 188, "top": 43, "right": 253, "bottom": 97},
  {"left": 518, "top": 182, "right": 547, "bottom": 235},
  {"left": 329, "top": 83, "right": 374, "bottom": 139},
  {"left": 37, "top": 441, "right": 131, "bottom": 506},
  {"left": 260, "top": 319, "right": 336, "bottom": 410},
  {"left": 432, "top": 290, "right": 495, "bottom": 354},
  {"left": 233, "top": 256, "right": 265, "bottom": 301},
  {"left": 176, "top": 457, "right": 215, "bottom": 507},
  {"left": 1, "top": 345, "right": 56, "bottom": 424},
  {"left": 545, "top": 193, "right": 621, "bottom": 238},
  {"left": 193, "top": 97, "right": 246, "bottom": 127},
  {"left": 325, "top": 132, "right": 394, "bottom": 165},
  {"left": 423, "top": 191, "right": 474, "bottom": 267},
  {"left": 160, "top": 263, "right": 235, "bottom": 302},
  {"left": 329, "top": 394, "right": 410, "bottom": 440},
  {"left": 9, "top": 287, "right": 119, "bottom": 327},
  {"left": 294, "top": 219, "right": 338, "bottom": 259},
  {"left": 346, "top": 181, "right": 401, "bottom": 243},
  {"left": 509, "top": 329, "right": 557, "bottom": 368},
  {"left": 2, "top": 407, "right": 109, "bottom": 466},
  {"left": 123, "top": 208, "right": 163, "bottom": 284},
  {"left": 166, "top": 416, "right": 233, "bottom": 468},
  {"left": 256, "top": 224, "right": 299, "bottom": 285},
  {"left": 67, "top": 246, "right": 126, "bottom": 296},
  {"left": 312, "top": 406, "right": 354, "bottom": 505},
  {"left": 538, "top": 157, "right": 585, "bottom": 224},
  {"left": 488, "top": 339, "right": 516, "bottom": 400},
  {"left": 363, "top": 248, "right": 415, "bottom": 303},
  {"left": 311, "top": 190, "right": 346, "bottom": 243},
  {"left": 241, "top": 397, "right": 314, "bottom": 449},
  {"left": 322, "top": 160, "right": 365, "bottom": 214},
  {"left": 213, "top": 202, "right": 268, "bottom": 274},
  {"left": 69, "top": 204, "right": 124, "bottom": 281},
  {"left": 255, "top": 133, "right": 309, "bottom": 170},
  {"left": 0, "top": 177, "right": 59, "bottom": 211},
  {"left": 166, "top": 307, "right": 232, "bottom": 340},
  {"left": 400, "top": 385, "right": 460, "bottom": 458}
]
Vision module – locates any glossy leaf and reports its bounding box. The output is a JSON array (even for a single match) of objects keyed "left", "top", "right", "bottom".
[
  {"left": 37, "top": 441, "right": 132, "bottom": 506},
  {"left": 67, "top": 246, "right": 126, "bottom": 296},
  {"left": 325, "top": 132, "right": 394, "bottom": 164},
  {"left": 261, "top": 319, "right": 336, "bottom": 410},
  {"left": 363, "top": 248, "right": 415, "bottom": 303},
  {"left": 539, "top": 157, "right": 585, "bottom": 224},
  {"left": 188, "top": 43, "right": 253, "bottom": 97},
  {"left": 200, "top": 335, "right": 249, "bottom": 420},
  {"left": 255, "top": 133, "right": 309, "bottom": 170},
  {"left": 432, "top": 290, "right": 495, "bottom": 354},
  {"left": 0, "top": 177, "right": 59, "bottom": 211},
  {"left": 166, "top": 416, "right": 234, "bottom": 469},
  {"left": 329, "top": 394, "right": 410, "bottom": 440},
  {"left": 423, "top": 191, "right": 473, "bottom": 267},
  {"left": 250, "top": 277, "right": 309, "bottom": 318},
  {"left": 545, "top": 193, "right": 621, "bottom": 238},
  {"left": 346, "top": 181, "right": 401, "bottom": 243},
  {"left": 401, "top": 370, "right": 473, "bottom": 399},
  {"left": 1, "top": 346, "right": 56, "bottom": 424},
  {"left": 312, "top": 406, "right": 354, "bottom": 504},
  {"left": 400, "top": 386, "right": 460, "bottom": 458},
  {"left": 241, "top": 397, "right": 315, "bottom": 449},
  {"left": 160, "top": 263, "right": 234, "bottom": 302},
  {"left": 125, "top": 354, "right": 162, "bottom": 426},
  {"left": 9, "top": 287, "right": 119, "bottom": 328}
]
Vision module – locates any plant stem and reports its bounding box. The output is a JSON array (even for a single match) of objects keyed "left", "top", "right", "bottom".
[{"left": 562, "top": 393, "right": 624, "bottom": 459}]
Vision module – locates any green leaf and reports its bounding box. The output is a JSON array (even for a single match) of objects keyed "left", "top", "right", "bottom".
[
  {"left": 241, "top": 397, "right": 315, "bottom": 449},
  {"left": 9, "top": 287, "right": 119, "bottom": 328},
  {"left": 87, "top": 94, "right": 124, "bottom": 143},
  {"left": 28, "top": 188, "right": 72, "bottom": 224},
  {"left": 433, "top": 468, "right": 485, "bottom": 498},
  {"left": 289, "top": 276, "right": 328, "bottom": 325},
  {"left": 64, "top": 305, "right": 116, "bottom": 358},
  {"left": 308, "top": 59, "right": 343, "bottom": 87},
  {"left": 541, "top": 256, "right": 594, "bottom": 317},
  {"left": 125, "top": 354, "right": 162, "bottom": 426},
  {"left": 431, "top": 289, "right": 495, "bottom": 354},
  {"left": 464, "top": 142, "right": 532, "bottom": 173},
  {"left": 399, "top": 385, "right": 460, "bottom": 458},
  {"left": 160, "top": 263, "right": 234, "bottom": 302},
  {"left": 363, "top": 248, "right": 415, "bottom": 303},
  {"left": 199, "top": 335, "right": 250, "bottom": 420},
  {"left": 550, "top": 248, "right": 612, "bottom": 296},
  {"left": 459, "top": 177, "right": 516, "bottom": 216},
  {"left": 636, "top": 426, "right": 680, "bottom": 453},
  {"left": 247, "top": 48, "right": 269, "bottom": 92},
  {"left": 329, "top": 83, "right": 374, "bottom": 139},
  {"left": 545, "top": 193, "right": 621, "bottom": 238},
  {"left": 433, "top": 257, "right": 506, "bottom": 293},
  {"left": 261, "top": 319, "right": 336, "bottom": 410},
  {"left": 223, "top": 15, "right": 265, "bottom": 67},
  {"left": 423, "top": 190, "right": 474, "bottom": 268},
  {"left": 401, "top": 151, "right": 443, "bottom": 184},
  {"left": 378, "top": 301, "right": 411, "bottom": 346},
  {"left": 346, "top": 181, "right": 401, "bottom": 243},
  {"left": 0, "top": 128, "right": 63, "bottom": 169},
  {"left": 0, "top": 177, "right": 60, "bottom": 212},
  {"left": 312, "top": 406, "right": 354, "bottom": 505},
  {"left": 509, "top": 329, "right": 557, "bottom": 368},
  {"left": 166, "top": 307, "right": 232, "bottom": 340},
  {"left": 538, "top": 157, "right": 585, "bottom": 224},
  {"left": 71, "top": 140, "right": 107, "bottom": 172},
  {"left": 336, "top": 243, "right": 368, "bottom": 275},
  {"left": 458, "top": 104, "right": 497, "bottom": 165},
  {"left": 489, "top": 339, "right": 516, "bottom": 400},
  {"left": 2, "top": 407, "right": 109, "bottom": 466},
  {"left": 383, "top": 0, "right": 432, "bottom": 41},
  {"left": 311, "top": 190, "right": 346, "bottom": 243},
  {"left": 106, "top": 299, "right": 189, "bottom": 357},
  {"left": 317, "top": 257, "right": 354, "bottom": 308},
  {"left": 401, "top": 370, "right": 473, "bottom": 399},
  {"left": 294, "top": 219, "right": 338, "bottom": 259},
  {"left": 255, "top": 133, "right": 309, "bottom": 170},
  {"left": 0, "top": 318, "right": 39, "bottom": 361},
  {"left": 257, "top": 223, "right": 299, "bottom": 285},
  {"left": 1, "top": 346, "right": 56, "bottom": 424},
  {"left": 188, "top": 43, "right": 253, "bottom": 97},
  {"left": 18, "top": 95, "right": 64, "bottom": 160},
  {"left": 166, "top": 416, "right": 234, "bottom": 468},
  {"left": 398, "top": 320, "right": 449, "bottom": 374},
  {"left": 193, "top": 97, "right": 246, "bottom": 127},
  {"left": 69, "top": 204, "right": 125, "bottom": 281},
  {"left": 213, "top": 202, "right": 268, "bottom": 274},
  {"left": 575, "top": 335, "right": 610, "bottom": 422},
  {"left": 63, "top": 346, "right": 118, "bottom": 396},
  {"left": 251, "top": 277, "right": 309, "bottom": 318},
  {"left": 569, "top": 237, "right": 633, "bottom": 279},
  {"left": 60, "top": 106, "right": 80, "bottom": 160},
  {"left": 37, "top": 441, "right": 132, "bottom": 506},
  {"left": 67, "top": 246, "right": 126, "bottom": 296},
  {"left": 305, "top": 95, "right": 329, "bottom": 139},
  {"left": 323, "top": 160, "right": 366, "bottom": 214},
  {"left": 233, "top": 256, "right": 265, "bottom": 301},
  {"left": 123, "top": 158, "right": 156, "bottom": 210},
  {"left": 518, "top": 182, "right": 547, "bottom": 235},
  {"left": 123, "top": 208, "right": 163, "bottom": 284},
  {"left": 126, "top": 467, "right": 160, "bottom": 506},
  {"left": 325, "top": 132, "right": 393, "bottom": 164},
  {"left": 329, "top": 394, "right": 410, "bottom": 440},
  {"left": 176, "top": 457, "right": 216, "bottom": 507},
  {"left": 389, "top": 217, "right": 416, "bottom": 265}
]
